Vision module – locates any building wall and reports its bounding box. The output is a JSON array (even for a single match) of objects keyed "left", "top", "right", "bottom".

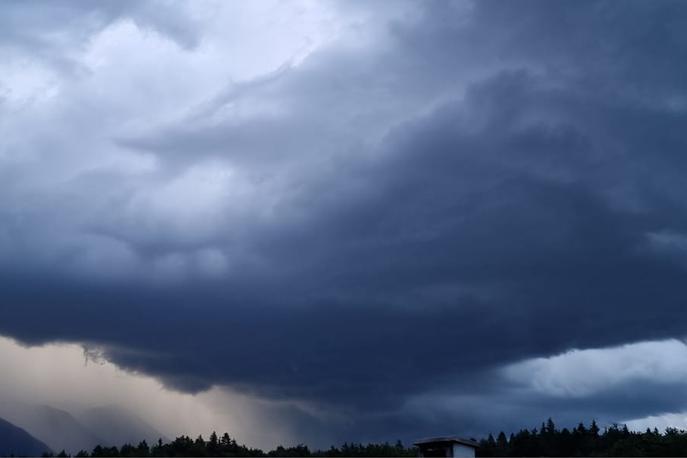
[{"left": 452, "top": 443, "right": 476, "bottom": 458}]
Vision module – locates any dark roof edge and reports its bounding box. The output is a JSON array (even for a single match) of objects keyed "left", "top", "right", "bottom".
[{"left": 413, "top": 437, "right": 479, "bottom": 448}]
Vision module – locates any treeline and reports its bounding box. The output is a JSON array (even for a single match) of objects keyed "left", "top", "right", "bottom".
[
  {"left": 41, "top": 419, "right": 687, "bottom": 457},
  {"left": 42, "top": 432, "right": 416, "bottom": 457},
  {"left": 478, "top": 418, "right": 687, "bottom": 457}
]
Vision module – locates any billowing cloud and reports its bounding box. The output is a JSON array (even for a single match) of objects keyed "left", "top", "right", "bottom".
[{"left": 2, "top": 0, "right": 687, "bottom": 447}]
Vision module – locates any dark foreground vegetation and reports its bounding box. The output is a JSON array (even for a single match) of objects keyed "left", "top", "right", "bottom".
[
  {"left": 40, "top": 419, "right": 687, "bottom": 457},
  {"left": 479, "top": 418, "right": 687, "bottom": 456},
  {"left": 43, "top": 433, "right": 415, "bottom": 458}
]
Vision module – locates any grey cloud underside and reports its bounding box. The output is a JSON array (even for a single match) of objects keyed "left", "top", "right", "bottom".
[
  {"left": 3, "top": 0, "right": 687, "bottom": 441},
  {"left": 0, "top": 0, "right": 200, "bottom": 55}
]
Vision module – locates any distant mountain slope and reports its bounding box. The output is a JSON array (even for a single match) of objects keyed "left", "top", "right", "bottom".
[
  {"left": 78, "top": 405, "right": 166, "bottom": 447},
  {"left": 4, "top": 405, "right": 103, "bottom": 454},
  {"left": 0, "top": 416, "right": 51, "bottom": 456}
]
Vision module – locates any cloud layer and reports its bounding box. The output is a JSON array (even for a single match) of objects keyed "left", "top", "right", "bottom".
[{"left": 2, "top": 0, "right": 687, "bottom": 445}]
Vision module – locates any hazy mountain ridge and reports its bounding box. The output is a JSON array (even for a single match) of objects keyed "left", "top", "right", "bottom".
[
  {"left": 0, "top": 403, "right": 165, "bottom": 454},
  {"left": 2, "top": 404, "right": 105, "bottom": 454},
  {"left": 0, "top": 416, "right": 52, "bottom": 456}
]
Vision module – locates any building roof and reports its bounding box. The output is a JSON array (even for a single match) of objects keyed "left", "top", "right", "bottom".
[{"left": 414, "top": 437, "right": 479, "bottom": 448}]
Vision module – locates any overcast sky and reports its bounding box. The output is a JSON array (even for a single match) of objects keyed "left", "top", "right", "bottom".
[{"left": 3, "top": 0, "right": 687, "bottom": 449}]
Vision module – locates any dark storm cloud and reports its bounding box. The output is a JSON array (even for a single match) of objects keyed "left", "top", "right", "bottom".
[{"left": 3, "top": 0, "right": 687, "bottom": 443}]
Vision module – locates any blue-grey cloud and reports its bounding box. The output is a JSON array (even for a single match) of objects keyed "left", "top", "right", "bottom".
[{"left": 2, "top": 0, "right": 687, "bottom": 445}]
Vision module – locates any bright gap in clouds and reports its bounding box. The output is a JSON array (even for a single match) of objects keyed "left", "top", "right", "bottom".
[
  {"left": 0, "top": 336, "right": 301, "bottom": 449},
  {"left": 404, "top": 339, "right": 687, "bottom": 438},
  {"left": 503, "top": 339, "right": 687, "bottom": 430},
  {"left": 504, "top": 339, "right": 687, "bottom": 399}
]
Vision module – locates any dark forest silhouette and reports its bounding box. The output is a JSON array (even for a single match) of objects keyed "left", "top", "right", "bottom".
[
  {"left": 39, "top": 419, "right": 687, "bottom": 457},
  {"left": 478, "top": 418, "right": 687, "bottom": 457}
]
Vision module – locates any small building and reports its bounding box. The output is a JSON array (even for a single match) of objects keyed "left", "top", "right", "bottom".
[{"left": 414, "top": 436, "right": 479, "bottom": 458}]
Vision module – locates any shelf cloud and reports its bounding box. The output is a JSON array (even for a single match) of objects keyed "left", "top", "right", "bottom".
[{"left": 2, "top": 0, "right": 687, "bottom": 446}]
